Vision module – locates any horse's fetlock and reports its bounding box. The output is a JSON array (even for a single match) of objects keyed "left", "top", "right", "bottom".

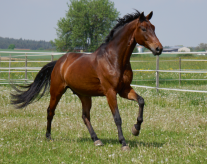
[
  {"left": 91, "top": 135, "right": 98, "bottom": 142},
  {"left": 119, "top": 136, "right": 125, "bottom": 143},
  {"left": 46, "top": 132, "right": 51, "bottom": 139},
  {"left": 137, "top": 117, "right": 143, "bottom": 123}
]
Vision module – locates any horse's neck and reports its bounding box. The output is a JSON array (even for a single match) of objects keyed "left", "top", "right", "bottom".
[{"left": 105, "top": 22, "right": 137, "bottom": 69}]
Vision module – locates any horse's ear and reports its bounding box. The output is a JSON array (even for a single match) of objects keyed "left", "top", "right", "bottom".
[
  {"left": 139, "top": 12, "right": 145, "bottom": 22},
  {"left": 146, "top": 11, "right": 153, "bottom": 20}
]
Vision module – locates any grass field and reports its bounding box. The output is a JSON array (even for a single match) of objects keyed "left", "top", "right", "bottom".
[
  {"left": 0, "top": 51, "right": 207, "bottom": 163},
  {"left": 0, "top": 85, "right": 206, "bottom": 163}
]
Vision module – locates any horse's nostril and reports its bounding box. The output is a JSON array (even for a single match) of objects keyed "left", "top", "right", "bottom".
[{"left": 156, "top": 47, "right": 160, "bottom": 52}]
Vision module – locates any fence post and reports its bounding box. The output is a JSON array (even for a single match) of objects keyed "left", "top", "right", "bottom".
[
  {"left": 9, "top": 54, "right": 11, "bottom": 83},
  {"left": 25, "top": 53, "right": 27, "bottom": 83},
  {"left": 179, "top": 57, "right": 181, "bottom": 85},
  {"left": 51, "top": 54, "right": 53, "bottom": 62},
  {"left": 156, "top": 55, "right": 159, "bottom": 92}
]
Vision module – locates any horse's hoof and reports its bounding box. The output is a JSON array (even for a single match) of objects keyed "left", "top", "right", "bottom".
[
  {"left": 132, "top": 124, "right": 140, "bottom": 136},
  {"left": 121, "top": 145, "right": 130, "bottom": 151},
  {"left": 46, "top": 133, "right": 52, "bottom": 140},
  {"left": 94, "top": 140, "right": 104, "bottom": 146}
]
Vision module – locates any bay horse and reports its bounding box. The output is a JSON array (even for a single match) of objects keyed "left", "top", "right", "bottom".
[{"left": 11, "top": 11, "right": 163, "bottom": 151}]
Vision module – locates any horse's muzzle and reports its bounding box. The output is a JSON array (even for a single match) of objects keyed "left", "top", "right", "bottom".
[{"left": 152, "top": 46, "right": 163, "bottom": 55}]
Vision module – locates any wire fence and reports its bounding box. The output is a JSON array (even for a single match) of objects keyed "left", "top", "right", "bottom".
[{"left": 0, "top": 51, "right": 207, "bottom": 93}]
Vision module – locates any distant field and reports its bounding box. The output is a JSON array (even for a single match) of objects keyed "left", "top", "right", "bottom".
[
  {"left": 130, "top": 55, "right": 207, "bottom": 89},
  {"left": 0, "top": 49, "right": 63, "bottom": 60}
]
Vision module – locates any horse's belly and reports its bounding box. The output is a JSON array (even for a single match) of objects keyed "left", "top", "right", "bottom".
[
  {"left": 69, "top": 83, "right": 104, "bottom": 96},
  {"left": 67, "top": 74, "right": 104, "bottom": 96},
  {"left": 64, "top": 62, "right": 104, "bottom": 96}
]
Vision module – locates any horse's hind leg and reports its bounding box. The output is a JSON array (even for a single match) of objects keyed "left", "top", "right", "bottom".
[
  {"left": 119, "top": 86, "right": 144, "bottom": 136},
  {"left": 78, "top": 95, "right": 103, "bottom": 146},
  {"left": 46, "top": 82, "right": 66, "bottom": 140}
]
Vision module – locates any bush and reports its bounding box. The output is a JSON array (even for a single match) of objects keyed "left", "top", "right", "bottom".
[{"left": 8, "top": 44, "right": 15, "bottom": 49}]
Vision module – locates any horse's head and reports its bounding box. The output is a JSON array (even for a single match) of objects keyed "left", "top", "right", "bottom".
[{"left": 134, "top": 11, "right": 163, "bottom": 55}]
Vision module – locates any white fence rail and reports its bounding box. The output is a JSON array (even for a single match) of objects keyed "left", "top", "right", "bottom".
[{"left": 0, "top": 51, "right": 207, "bottom": 93}]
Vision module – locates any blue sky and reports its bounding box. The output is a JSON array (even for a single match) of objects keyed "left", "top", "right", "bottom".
[{"left": 0, "top": 0, "right": 206, "bottom": 47}]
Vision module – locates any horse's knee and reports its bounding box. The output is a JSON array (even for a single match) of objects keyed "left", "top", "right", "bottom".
[{"left": 138, "top": 96, "right": 144, "bottom": 106}]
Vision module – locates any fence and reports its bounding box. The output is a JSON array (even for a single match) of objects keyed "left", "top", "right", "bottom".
[{"left": 0, "top": 51, "right": 207, "bottom": 93}]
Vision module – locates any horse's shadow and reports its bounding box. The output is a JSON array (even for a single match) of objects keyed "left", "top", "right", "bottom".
[
  {"left": 77, "top": 137, "right": 165, "bottom": 148},
  {"left": 43, "top": 136, "right": 164, "bottom": 148},
  {"left": 42, "top": 136, "right": 206, "bottom": 149}
]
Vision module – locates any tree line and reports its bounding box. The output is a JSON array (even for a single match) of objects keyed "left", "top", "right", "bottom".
[{"left": 0, "top": 37, "right": 55, "bottom": 50}]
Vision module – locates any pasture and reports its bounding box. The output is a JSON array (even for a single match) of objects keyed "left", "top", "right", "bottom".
[
  {"left": 0, "top": 52, "right": 207, "bottom": 163},
  {"left": 0, "top": 86, "right": 206, "bottom": 163}
]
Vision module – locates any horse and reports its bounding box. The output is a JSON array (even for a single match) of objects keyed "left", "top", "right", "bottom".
[{"left": 11, "top": 10, "right": 163, "bottom": 151}]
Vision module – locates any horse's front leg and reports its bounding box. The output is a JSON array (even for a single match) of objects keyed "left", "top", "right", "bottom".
[
  {"left": 106, "top": 90, "right": 130, "bottom": 151},
  {"left": 119, "top": 86, "right": 144, "bottom": 136}
]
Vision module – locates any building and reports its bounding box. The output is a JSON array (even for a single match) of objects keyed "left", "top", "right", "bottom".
[
  {"left": 163, "top": 47, "right": 179, "bottom": 52},
  {"left": 137, "top": 45, "right": 143, "bottom": 53},
  {"left": 163, "top": 46, "right": 191, "bottom": 52},
  {"left": 178, "top": 47, "right": 191, "bottom": 52}
]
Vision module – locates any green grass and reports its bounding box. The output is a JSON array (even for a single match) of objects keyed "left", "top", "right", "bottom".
[
  {"left": 0, "top": 53, "right": 207, "bottom": 163},
  {"left": 0, "top": 86, "right": 206, "bottom": 163}
]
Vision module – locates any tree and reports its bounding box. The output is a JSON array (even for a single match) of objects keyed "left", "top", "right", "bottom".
[
  {"left": 53, "top": 0, "right": 119, "bottom": 52},
  {"left": 195, "top": 43, "right": 207, "bottom": 51},
  {"left": 8, "top": 44, "right": 15, "bottom": 49}
]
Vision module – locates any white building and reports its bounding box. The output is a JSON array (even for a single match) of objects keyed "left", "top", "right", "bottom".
[
  {"left": 137, "top": 45, "right": 143, "bottom": 53},
  {"left": 178, "top": 47, "right": 191, "bottom": 52}
]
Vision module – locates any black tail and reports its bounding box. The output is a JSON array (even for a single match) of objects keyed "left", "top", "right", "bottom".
[{"left": 11, "top": 61, "right": 57, "bottom": 109}]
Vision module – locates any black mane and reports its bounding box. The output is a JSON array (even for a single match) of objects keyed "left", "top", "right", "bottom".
[{"left": 103, "top": 10, "right": 141, "bottom": 45}]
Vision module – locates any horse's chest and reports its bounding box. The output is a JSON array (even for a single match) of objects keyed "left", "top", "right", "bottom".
[
  {"left": 116, "top": 69, "right": 133, "bottom": 91},
  {"left": 122, "top": 69, "right": 133, "bottom": 84}
]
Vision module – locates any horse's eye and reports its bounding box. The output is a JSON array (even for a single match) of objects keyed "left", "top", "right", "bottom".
[{"left": 142, "top": 28, "right": 146, "bottom": 32}]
